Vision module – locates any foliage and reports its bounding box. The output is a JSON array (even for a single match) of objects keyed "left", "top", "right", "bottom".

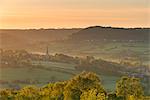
[
  {"left": 116, "top": 76, "right": 144, "bottom": 100},
  {"left": 64, "top": 71, "right": 106, "bottom": 100},
  {"left": 0, "top": 72, "right": 147, "bottom": 100},
  {"left": 80, "top": 89, "right": 106, "bottom": 100}
]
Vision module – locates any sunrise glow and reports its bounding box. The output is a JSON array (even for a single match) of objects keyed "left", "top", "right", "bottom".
[{"left": 0, "top": 0, "right": 149, "bottom": 29}]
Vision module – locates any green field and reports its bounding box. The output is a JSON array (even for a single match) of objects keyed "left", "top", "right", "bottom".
[
  {"left": 0, "top": 67, "right": 74, "bottom": 88},
  {"left": 32, "top": 42, "right": 149, "bottom": 65},
  {"left": 0, "top": 61, "right": 120, "bottom": 92},
  {"left": 32, "top": 61, "right": 76, "bottom": 70}
]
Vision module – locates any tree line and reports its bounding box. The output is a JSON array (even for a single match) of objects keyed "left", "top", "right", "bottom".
[
  {"left": 0, "top": 71, "right": 148, "bottom": 100},
  {"left": 0, "top": 49, "right": 126, "bottom": 75}
]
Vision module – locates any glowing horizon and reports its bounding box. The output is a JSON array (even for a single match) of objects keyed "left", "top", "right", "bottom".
[{"left": 0, "top": 0, "right": 150, "bottom": 29}]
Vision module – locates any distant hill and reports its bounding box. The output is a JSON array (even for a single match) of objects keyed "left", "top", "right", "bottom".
[
  {"left": 1, "top": 26, "right": 149, "bottom": 53},
  {"left": 0, "top": 28, "right": 81, "bottom": 48},
  {"left": 69, "top": 26, "right": 150, "bottom": 42}
]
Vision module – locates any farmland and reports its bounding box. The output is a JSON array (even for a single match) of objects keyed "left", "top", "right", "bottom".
[
  {"left": 30, "top": 41, "right": 149, "bottom": 66},
  {"left": 0, "top": 60, "right": 120, "bottom": 92}
]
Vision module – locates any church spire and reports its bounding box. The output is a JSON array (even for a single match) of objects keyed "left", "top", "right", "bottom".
[
  {"left": 46, "top": 46, "right": 49, "bottom": 56},
  {"left": 45, "top": 46, "right": 50, "bottom": 61}
]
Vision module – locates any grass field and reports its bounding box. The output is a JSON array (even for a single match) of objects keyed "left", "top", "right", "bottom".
[
  {"left": 1, "top": 41, "right": 149, "bottom": 92},
  {"left": 32, "top": 61, "right": 76, "bottom": 70},
  {"left": 32, "top": 42, "right": 149, "bottom": 65},
  {"left": 0, "top": 61, "right": 120, "bottom": 92},
  {"left": 0, "top": 67, "right": 74, "bottom": 88}
]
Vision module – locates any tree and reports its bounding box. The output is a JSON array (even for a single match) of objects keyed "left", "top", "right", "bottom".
[
  {"left": 116, "top": 76, "right": 144, "bottom": 100},
  {"left": 80, "top": 88, "right": 106, "bottom": 100},
  {"left": 40, "top": 82, "right": 66, "bottom": 100},
  {"left": 64, "top": 71, "right": 106, "bottom": 100},
  {"left": 16, "top": 86, "right": 39, "bottom": 100},
  {"left": 0, "top": 89, "right": 16, "bottom": 100}
]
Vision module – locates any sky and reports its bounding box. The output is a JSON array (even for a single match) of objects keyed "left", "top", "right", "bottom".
[{"left": 0, "top": 0, "right": 150, "bottom": 29}]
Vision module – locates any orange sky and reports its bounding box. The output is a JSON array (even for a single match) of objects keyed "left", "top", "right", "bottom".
[{"left": 0, "top": 0, "right": 150, "bottom": 29}]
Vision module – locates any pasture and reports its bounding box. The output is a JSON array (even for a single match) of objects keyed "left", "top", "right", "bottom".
[{"left": 0, "top": 61, "right": 120, "bottom": 92}]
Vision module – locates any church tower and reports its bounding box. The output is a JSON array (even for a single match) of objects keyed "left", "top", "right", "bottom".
[
  {"left": 46, "top": 46, "right": 49, "bottom": 56},
  {"left": 46, "top": 46, "right": 49, "bottom": 61}
]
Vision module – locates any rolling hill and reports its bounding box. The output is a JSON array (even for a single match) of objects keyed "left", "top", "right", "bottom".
[
  {"left": 69, "top": 26, "right": 150, "bottom": 42},
  {"left": 0, "top": 28, "right": 81, "bottom": 49},
  {"left": 0, "top": 26, "right": 149, "bottom": 64}
]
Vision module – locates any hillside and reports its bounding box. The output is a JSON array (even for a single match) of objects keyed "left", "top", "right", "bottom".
[
  {"left": 1, "top": 26, "right": 149, "bottom": 50},
  {"left": 0, "top": 28, "right": 81, "bottom": 49},
  {"left": 69, "top": 26, "right": 150, "bottom": 42},
  {"left": 0, "top": 26, "right": 149, "bottom": 65}
]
